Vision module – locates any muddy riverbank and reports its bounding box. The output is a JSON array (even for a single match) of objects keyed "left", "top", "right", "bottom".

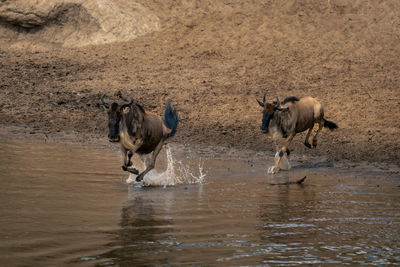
[
  {"left": 1, "top": 125, "right": 399, "bottom": 175},
  {"left": 0, "top": 1, "right": 399, "bottom": 165}
]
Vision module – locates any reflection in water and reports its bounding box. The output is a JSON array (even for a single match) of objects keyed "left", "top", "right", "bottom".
[
  {"left": 0, "top": 139, "right": 399, "bottom": 266},
  {"left": 99, "top": 191, "right": 175, "bottom": 266},
  {"left": 256, "top": 171, "right": 400, "bottom": 266}
]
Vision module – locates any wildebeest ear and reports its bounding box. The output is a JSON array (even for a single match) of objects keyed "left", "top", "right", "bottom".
[
  {"left": 274, "top": 97, "right": 281, "bottom": 107},
  {"left": 122, "top": 106, "right": 130, "bottom": 114},
  {"left": 276, "top": 107, "right": 289, "bottom": 112}
]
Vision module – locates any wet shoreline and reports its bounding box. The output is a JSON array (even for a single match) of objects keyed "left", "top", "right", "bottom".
[{"left": 1, "top": 125, "right": 399, "bottom": 176}]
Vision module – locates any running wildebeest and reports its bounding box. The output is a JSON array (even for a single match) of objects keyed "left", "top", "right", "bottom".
[
  {"left": 101, "top": 94, "right": 179, "bottom": 181},
  {"left": 257, "top": 95, "right": 338, "bottom": 173}
]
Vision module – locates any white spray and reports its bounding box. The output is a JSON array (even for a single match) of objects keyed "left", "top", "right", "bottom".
[{"left": 126, "top": 145, "right": 206, "bottom": 187}]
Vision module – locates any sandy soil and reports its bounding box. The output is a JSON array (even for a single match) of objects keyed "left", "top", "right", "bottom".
[{"left": 0, "top": 1, "right": 399, "bottom": 166}]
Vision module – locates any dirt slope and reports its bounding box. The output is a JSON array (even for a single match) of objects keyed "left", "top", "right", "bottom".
[
  {"left": 0, "top": 0, "right": 399, "bottom": 165},
  {"left": 0, "top": 0, "right": 159, "bottom": 48}
]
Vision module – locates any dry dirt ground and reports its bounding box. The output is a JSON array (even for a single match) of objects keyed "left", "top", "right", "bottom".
[{"left": 0, "top": 1, "right": 399, "bottom": 166}]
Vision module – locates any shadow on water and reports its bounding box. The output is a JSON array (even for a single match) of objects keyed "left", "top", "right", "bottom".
[{"left": 0, "top": 139, "right": 399, "bottom": 266}]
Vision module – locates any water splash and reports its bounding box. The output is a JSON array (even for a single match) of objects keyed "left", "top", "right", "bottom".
[
  {"left": 126, "top": 146, "right": 206, "bottom": 187},
  {"left": 268, "top": 151, "right": 291, "bottom": 174}
]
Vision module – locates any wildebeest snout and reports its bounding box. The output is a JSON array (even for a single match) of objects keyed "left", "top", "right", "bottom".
[
  {"left": 261, "top": 127, "right": 268, "bottom": 134},
  {"left": 108, "top": 134, "right": 120, "bottom": 142},
  {"left": 108, "top": 122, "right": 120, "bottom": 142}
]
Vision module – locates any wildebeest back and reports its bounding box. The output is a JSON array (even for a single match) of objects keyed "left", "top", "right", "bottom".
[
  {"left": 136, "top": 114, "right": 165, "bottom": 155},
  {"left": 294, "top": 97, "right": 321, "bottom": 132}
]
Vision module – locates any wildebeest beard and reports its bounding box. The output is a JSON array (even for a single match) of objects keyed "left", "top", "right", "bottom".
[{"left": 262, "top": 110, "right": 289, "bottom": 138}]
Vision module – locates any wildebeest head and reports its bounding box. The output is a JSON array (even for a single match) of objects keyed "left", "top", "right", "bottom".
[
  {"left": 257, "top": 95, "right": 289, "bottom": 134},
  {"left": 101, "top": 94, "right": 133, "bottom": 142}
]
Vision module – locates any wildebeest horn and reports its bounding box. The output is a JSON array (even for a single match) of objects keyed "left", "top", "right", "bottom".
[
  {"left": 101, "top": 93, "right": 111, "bottom": 108},
  {"left": 120, "top": 94, "right": 134, "bottom": 108},
  {"left": 256, "top": 94, "right": 267, "bottom": 107}
]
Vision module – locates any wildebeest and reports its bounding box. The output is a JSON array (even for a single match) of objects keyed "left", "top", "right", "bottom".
[
  {"left": 101, "top": 94, "right": 179, "bottom": 181},
  {"left": 257, "top": 95, "right": 338, "bottom": 173}
]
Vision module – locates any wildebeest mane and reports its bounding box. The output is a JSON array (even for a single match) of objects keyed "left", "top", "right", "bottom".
[
  {"left": 133, "top": 103, "right": 146, "bottom": 114},
  {"left": 281, "top": 96, "right": 299, "bottom": 105},
  {"left": 273, "top": 111, "right": 291, "bottom": 138},
  {"left": 272, "top": 96, "right": 299, "bottom": 137}
]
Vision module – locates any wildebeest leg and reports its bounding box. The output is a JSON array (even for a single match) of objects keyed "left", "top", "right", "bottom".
[
  {"left": 312, "top": 122, "right": 324, "bottom": 148},
  {"left": 136, "top": 140, "right": 165, "bottom": 182},
  {"left": 304, "top": 126, "right": 314, "bottom": 149},
  {"left": 122, "top": 148, "right": 133, "bottom": 167},
  {"left": 121, "top": 147, "right": 139, "bottom": 174},
  {"left": 271, "top": 134, "right": 294, "bottom": 173},
  {"left": 127, "top": 150, "right": 133, "bottom": 165},
  {"left": 121, "top": 146, "right": 129, "bottom": 167},
  {"left": 272, "top": 146, "right": 293, "bottom": 173}
]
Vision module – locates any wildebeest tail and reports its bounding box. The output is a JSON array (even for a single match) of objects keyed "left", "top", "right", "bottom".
[
  {"left": 323, "top": 119, "right": 338, "bottom": 130},
  {"left": 163, "top": 100, "right": 179, "bottom": 138}
]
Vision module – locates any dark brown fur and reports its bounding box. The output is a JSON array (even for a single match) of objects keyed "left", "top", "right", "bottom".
[
  {"left": 101, "top": 94, "right": 178, "bottom": 181},
  {"left": 258, "top": 95, "right": 338, "bottom": 173}
]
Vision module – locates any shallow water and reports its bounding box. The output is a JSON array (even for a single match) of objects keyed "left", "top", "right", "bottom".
[{"left": 0, "top": 139, "right": 399, "bottom": 266}]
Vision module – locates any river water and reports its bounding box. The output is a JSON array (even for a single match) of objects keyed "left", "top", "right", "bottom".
[{"left": 0, "top": 139, "right": 399, "bottom": 266}]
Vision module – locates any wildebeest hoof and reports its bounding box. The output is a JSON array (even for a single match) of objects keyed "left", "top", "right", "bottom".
[
  {"left": 268, "top": 166, "right": 280, "bottom": 174},
  {"left": 304, "top": 142, "right": 312, "bottom": 149},
  {"left": 122, "top": 166, "right": 139, "bottom": 175},
  {"left": 136, "top": 174, "right": 144, "bottom": 182},
  {"left": 128, "top": 168, "right": 139, "bottom": 175}
]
